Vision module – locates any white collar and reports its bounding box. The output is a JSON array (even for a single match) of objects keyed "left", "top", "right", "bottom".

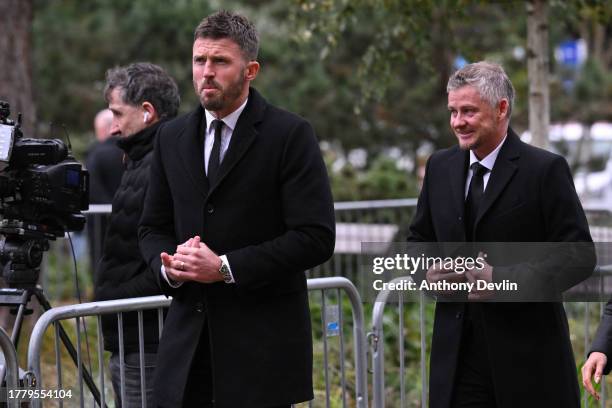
[
  {"left": 469, "top": 133, "right": 508, "bottom": 171},
  {"left": 204, "top": 97, "right": 249, "bottom": 133}
]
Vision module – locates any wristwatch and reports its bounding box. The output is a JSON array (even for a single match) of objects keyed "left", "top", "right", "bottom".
[{"left": 218, "top": 258, "right": 232, "bottom": 283}]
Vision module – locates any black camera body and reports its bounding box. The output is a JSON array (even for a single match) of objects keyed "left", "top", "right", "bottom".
[
  {"left": 0, "top": 101, "right": 89, "bottom": 286},
  {"left": 0, "top": 148, "right": 89, "bottom": 234}
]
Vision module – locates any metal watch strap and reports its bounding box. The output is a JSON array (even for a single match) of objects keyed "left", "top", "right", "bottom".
[{"left": 219, "top": 259, "right": 232, "bottom": 283}]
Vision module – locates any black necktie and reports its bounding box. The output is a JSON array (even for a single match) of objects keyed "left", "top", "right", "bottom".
[
  {"left": 465, "top": 162, "right": 488, "bottom": 241},
  {"left": 207, "top": 119, "right": 223, "bottom": 184}
]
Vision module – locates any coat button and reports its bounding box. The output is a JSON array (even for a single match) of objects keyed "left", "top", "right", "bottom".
[
  {"left": 195, "top": 302, "right": 204, "bottom": 313},
  {"left": 455, "top": 312, "right": 462, "bottom": 319},
  {"left": 458, "top": 216, "right": 462, "bottom": 221},
  {"left": 206, "top": 204, "right": 214, "bottom": 214}
]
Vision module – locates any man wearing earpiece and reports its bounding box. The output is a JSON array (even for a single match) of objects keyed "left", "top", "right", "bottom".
[{"left": 94, "top": 62, "right": 180, "bottom": 408}]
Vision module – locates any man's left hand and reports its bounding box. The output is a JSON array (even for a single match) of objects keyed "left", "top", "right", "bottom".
[{"left": 170, "top": 235, "right": 224, "bottom": 283}]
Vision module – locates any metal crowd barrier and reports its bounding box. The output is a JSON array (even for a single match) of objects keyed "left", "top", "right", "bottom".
[
  {"left": 370, "top": 273, "right": 612, "bottom": 408},
  {"left": 26, "top": 277, "right": 367, "bottom": 408},
  {"left": 308, "top": 277, "right": 368, "bottom": 408},
  {"left": 370, "top": 276, "right": 427, "bottom": 408},
  {"left": 27, "top": 295, "right": 169, "bottom": 408},
  {"left": 0, "top": 326, "right": 20, "bottom": 408},
  {"left": 39, "top": 199, "right": 612, "bottom": 407}
]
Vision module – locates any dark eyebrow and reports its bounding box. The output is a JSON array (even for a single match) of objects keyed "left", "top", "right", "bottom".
[{"left": 211, "top": 55, "right": 229, "bottom": 61}]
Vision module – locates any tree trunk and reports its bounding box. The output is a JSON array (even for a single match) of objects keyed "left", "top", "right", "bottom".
[
  {"left": 526, "top": 0, "right": 549, "bottom": 149},
  {"left": 0, "top": 0, "right": 35, "bottom": 135},
  {"left": 0, "top": 0, "right": 37, "bottom": 331}
]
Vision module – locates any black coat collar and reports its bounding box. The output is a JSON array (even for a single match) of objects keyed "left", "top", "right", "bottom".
[{"left": 117, "top": 120, "right": 163, "bottom": 162}]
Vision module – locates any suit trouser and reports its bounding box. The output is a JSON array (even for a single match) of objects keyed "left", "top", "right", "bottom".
[
  {"left": 109, "top": 351, "right": 156, "bottom": 408},
  {"left": 451, "top": 304, "right": 497, "bottom": 408}
]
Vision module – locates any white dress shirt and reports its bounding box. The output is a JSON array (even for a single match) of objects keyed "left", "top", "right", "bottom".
[
  {"left": 464, "top": 134, "right": 507, "bottom": 198},
  {"left": 203, "top": 99, "right": 248, "bottom": 174},
  {"left": 161, "top": 98, "right": 249, "bottom": 287}
]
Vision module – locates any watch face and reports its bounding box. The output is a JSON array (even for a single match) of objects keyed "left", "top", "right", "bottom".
[{"left": 220, "top": 263, "right": 231, "bottom": 283}]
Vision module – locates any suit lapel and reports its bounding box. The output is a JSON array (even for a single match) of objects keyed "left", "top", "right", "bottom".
[
  {"left": 208, "top": 88, "right": 266, "bottom": 194},
  {"left": 448, "top": 148, "right": 470, "bottom": 220},
  {"left": 475, "top": 129, "right": 520, "bottom": 225},
  {"left": 177, "top": 106, "right": 209, "bottom": 198}
]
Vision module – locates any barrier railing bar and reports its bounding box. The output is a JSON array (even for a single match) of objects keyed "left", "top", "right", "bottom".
[
  {"left": 338, "top": 288, "right": 347, "bottom": 408},
  {"left": 118, "top": 313, "right": 125, "bottom": 408},
  {"left": 321, "top": 290, "right": 331, "bottom": 408},
  {"left": 419, "top": 291, "right": 428, "bottom": 408},
  {"left": 157, "top": 308, "right": 164, "bottom": 340},
  {"left": 397, "top": 291, "right": 404, "bottom": 408},
  {"left": 97, "top": 316, "right": 105, "bottom": 408},
  {"left": 76, "top": 317, "right": 84, "bottom": 407},
  {"left": 138, "top": 310, "right": 146, "bottom": 408},
  {"left": 53, "top": 322, "right": 63, "bottom": 408},
  {"left": 0, "top": 327, "right": 19, "bottom": 408},
  {"left": 371, "top": 278, "right": 397, "bottom": 408}
]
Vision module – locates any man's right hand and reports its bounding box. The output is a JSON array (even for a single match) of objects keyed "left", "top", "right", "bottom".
[
  {"left": 425, "top": 264, "right": 467, "bottom": 295},
  {"left": 161, "top": 237, "right": 201, "bottom": 283},
  {"left": 582, "top": 351, "right": 608, "bottom": 400}
]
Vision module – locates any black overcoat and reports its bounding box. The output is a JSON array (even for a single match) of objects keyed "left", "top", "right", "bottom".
[
  {"left": 139, "top": 88, "right": 335, "bottom": 408},
  {"left": 408, "top": 129, "right": 594, "bottom": 408}
]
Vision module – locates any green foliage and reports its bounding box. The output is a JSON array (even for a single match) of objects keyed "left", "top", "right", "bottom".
[
  {"left": 28, "top": 1, "right": 611, "bottom": 200},
  {"left": 292, "top": 0, "right": 530, "bottom": 146},
  {"left": 548, "top": 0, "right": 612, "bottom": 125},
  {"left": 293, "top": 0, "right": 611, "bottom": 150},
  {"left": 43, "top": 237, "right": 93, "bottom": 302},
  {"left": 32, "top": 0, "right": 211, "bottom": 140},
  {"left": 359, "top": 157, "right": 418, "bottom": 200},
  {"left": 327, "top": 155, "right": 419, "bottom": 201},
  {"left": 556, "top": 58, "right": 612, "bottom": 124}
]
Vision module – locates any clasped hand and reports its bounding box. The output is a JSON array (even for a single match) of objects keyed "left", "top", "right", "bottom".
[
  {"left": 425, "top": 252, "right": 493, "bottom": 300},
  {"left": 161, "top": 235, "right": 223, "bottom": 283}
]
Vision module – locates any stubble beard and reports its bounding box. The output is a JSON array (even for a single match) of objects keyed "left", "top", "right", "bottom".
[
  {"left": 457, "top": 131, "right": 480, "bottom": 152},
  {"left": 198, "top": 74, "right": 246, "bottom": 113}
]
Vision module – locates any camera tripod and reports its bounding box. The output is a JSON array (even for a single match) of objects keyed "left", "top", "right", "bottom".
[
  {"left": 0, "top": 283, "right": 108, "bottom": 407},
  {"left": 0, "top": 223, "right": 107, "bottom": 408}
]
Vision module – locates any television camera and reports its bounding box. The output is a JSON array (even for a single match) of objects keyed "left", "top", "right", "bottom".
[{"left": 0, "top": 100, "right": 89, "bottom": 286}]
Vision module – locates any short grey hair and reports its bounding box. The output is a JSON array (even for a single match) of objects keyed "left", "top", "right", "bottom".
[
  {"left": 194, "top": 10, "right": 259, "bottom": 61},
  {"left": 447, "top": 61, "right": 515, "bottom": 119},
  {"left": 104, "top": 62, "right": 180, "bottom": 119}
]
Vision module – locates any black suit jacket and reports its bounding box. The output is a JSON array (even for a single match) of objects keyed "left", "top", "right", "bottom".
[
  {"left": 408, "top": 129, "right": 594, "bottom": 408},
  {"left": 590, "top": 301, "right": 612, "bottom": 374},
  {"left": 139, "top": 88, "right": 335, "bottom": 408}
]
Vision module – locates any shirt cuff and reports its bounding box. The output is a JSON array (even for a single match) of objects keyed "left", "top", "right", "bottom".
[
  {"left": 220, "top": 255, "right": 235, "bottom": 284},
  {"left": 161, "top": 264, "right": 183, "bottom": 288}
]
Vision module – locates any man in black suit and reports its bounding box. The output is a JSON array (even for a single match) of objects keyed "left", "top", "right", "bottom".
[
  {"left": 407, "top": 61, "right": 594, "bottom": 407},
  {"left": 138, "top": 11, "right": 335, "bottom": 408}
]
